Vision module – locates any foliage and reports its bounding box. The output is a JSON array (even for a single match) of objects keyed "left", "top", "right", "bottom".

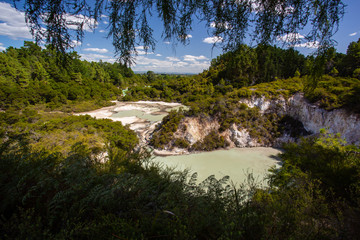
[
  {"left": 0, "top": 109, "right": 138, "bottom": 156},
  {"left": 16, "top": 0, "right": 345, "bottom": 65},
  {"left": 271, "top": 130, "right": 360, "bottom": 202},
  {"left": 122, "top": 74, "right": 214, "bottom": 103},
  {"left": 204, "top": 44, "right": 306, "bottom": 87},
  {"left": 190, "top": 131, "right": 229, "bottom": 152},
  {"left": 150, "top": 110, "right": 185, "bottom": 149},
  {"left": 0, "top": 42, "right": 136, "bottom": 111},
  {"left": 305, "top": 75, "right": 360, "bottom": 112},
  {"left": 229, "top": 77, "right": 303, "bottom": 99},
  {"left": 0, "top": 129, "right": 357, "bottom": 239}
]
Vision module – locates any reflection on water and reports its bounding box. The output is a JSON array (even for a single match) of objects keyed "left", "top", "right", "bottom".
[{"left": 153, "top": 147, "right": 282, "bottom": 186}]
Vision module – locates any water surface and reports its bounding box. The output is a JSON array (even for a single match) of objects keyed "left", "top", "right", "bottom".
[
  {"left": 153, "top": 147, "right": 282, "bottom": 186},
  {"left": 111, "top": 109, "right": 166, "bottom": 122}
]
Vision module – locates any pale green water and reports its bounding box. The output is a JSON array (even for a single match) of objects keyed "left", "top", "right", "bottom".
[
  {"left": 153, "top": 147, "right": 282, "bottom": 186},
  {"left": 111, "top": 110, "right": 166, "bottom": 122}
]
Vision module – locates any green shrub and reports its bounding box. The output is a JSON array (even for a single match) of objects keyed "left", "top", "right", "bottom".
[
  {"left": 173, "top": 138, "right": 190, "bottom": 149},
  {"left": 190, "top": 131, "right": 229, "bottom": 151}
]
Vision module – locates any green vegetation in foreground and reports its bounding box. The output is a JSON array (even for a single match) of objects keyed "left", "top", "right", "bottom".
[{"left": 1, "top": 129, "right": 360, "bottom": 239}]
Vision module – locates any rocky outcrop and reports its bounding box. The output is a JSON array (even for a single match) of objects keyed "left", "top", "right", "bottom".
[
  {"left": 173, "top": 116, "right": 220, "bottom": 145},
  {"left": 239, "top": 93, "right": 360, "bottom": 145},
  {"left": 167, "top": 118, "right": 264, "bottom": 150},
  {"left": 227, "top": 124, "right": 262, "bottom": 147},
  {"left": 239, "top": 95, "right": 287, "bottom": 114},
  {"left": 287, "top": 93, "right": 360, "bottom": 145}
]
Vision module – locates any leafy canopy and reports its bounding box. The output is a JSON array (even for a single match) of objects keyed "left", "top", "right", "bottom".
[{"left": 16, "top": 0, "right": 345, "bottom": 65}]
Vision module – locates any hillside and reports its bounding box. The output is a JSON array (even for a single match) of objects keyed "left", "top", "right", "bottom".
[{"left": 0, "top": 41, "right": 136, "bottom": 112}]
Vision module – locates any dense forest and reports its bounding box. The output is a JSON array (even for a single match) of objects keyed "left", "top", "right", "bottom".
[
  {"left": 1, "top": 39, "right": 360, "bottom": 239},
  {"left": 0, "top": 41, "right": 137, "bottom": 112}
]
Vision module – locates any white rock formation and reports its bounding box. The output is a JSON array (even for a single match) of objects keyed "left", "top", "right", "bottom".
[
  {"left": 240, "top": 93, "right": 360, "bottom": 145},
  {"left": 287, "top": 93, "right": 360, "bottom": 145},
  {"left": 228, "top": 124, "right": 261, "bottom": 147}
]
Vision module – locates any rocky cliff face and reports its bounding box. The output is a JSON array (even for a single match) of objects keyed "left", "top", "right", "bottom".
[
  {"left": 287, "top": 93, "right": 360, "bottom": 145},
  {"left": 240, "top": 93, "right": 360, "bottom": 145},
  {"left": 173, "top": 117, "right": 220, "bottom": 145}
]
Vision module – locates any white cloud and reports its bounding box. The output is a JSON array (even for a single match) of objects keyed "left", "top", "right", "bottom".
[
  {"left": 183, "top": 55, "right": 208, "bottom": 62},
  {"left": 80, "top": 53, "right": 116, "bottom": 63},
  {"left": 0, "top": 3, "right": 97, "bottom": 40},
  {"left": 277, "top": 33, "right": 305, "bottom": 43},
  {"left": 84, "top": 48, "right": 109, "bottom": 53},
  {"left": 166, "top": 56, "right": 180, "bottom": 61},
  {"left": 156, "top": 54, "right": 162, "bottom": 57},
  {"left": 65, "top": 14, "right": 97, "bottom": 32},
  {"left": 99, "top": 29, "right": 105, "bottom": 33},
  {"left": 0, "top": 43, "right": 6, "bottom": 51},
  {"left": 0, "top": 2, "right": 32, "bottom": 39},
  {"left": 133, "top": 53, "right": 210, "bottom": 73},
  {"left": 236, "top": 0, "right": 293, "bottom": 15},
  {"left": 210, "top": 22, "right": 230, "bottom": 29},
  {"left": 134, "top": 46, "right": 154, "bottom": 55},
  {"left": 163, "top": 41, "right": 171, "bottom": 45},
  {"left": 179, "top": 34, "right": 192, "bottom": 40},
  {"left": 71, "top": 40, "right": 82, "bottom": 47},
  {"left": 133, "top": 55, "right": 210, "bottom": 74},
  {"left": 349, "top": 32, "right": 357, "bottom": 37},
  {"left": 103, "top": 20, "right": 109, "bottom": 25},
  {"left": 137, "top": 50, "right": 154, "bottom": 55},
  {"left": 293, "top": 41, "right": 320, "bottom": 49},
  {"left": 135, "top": 46, "right": 149, "bottom": 50},
  {"left": 277, "top": 32, "right": 319, "bottom": 49},
  {"left": 203, "top": 36, "right": 223, "bottom": 44},
  {"left": 86, "top": 43, "right": 91, "bottom": 47}
]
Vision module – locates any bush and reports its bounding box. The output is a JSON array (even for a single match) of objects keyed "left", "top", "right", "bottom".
[
  {"left": 173, "top": 138, "right": 190, "bottom": 149},
  {"left": 190, "top": 131, "right": 229, "bottom": 151}
]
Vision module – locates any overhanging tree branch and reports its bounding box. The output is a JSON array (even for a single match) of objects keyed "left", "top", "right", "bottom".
[{"left": 14, "top": 0, "right": 346, "bottom": 66}]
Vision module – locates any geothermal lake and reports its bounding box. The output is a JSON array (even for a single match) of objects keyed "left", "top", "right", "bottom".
[
  {"left": 153, "top": 147, "right": 281, "bottom": 185},
  {"left": 76, "top": 101, "right": 282, "bottom": 185}
]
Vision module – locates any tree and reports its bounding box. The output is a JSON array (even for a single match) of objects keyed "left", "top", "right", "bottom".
[
  {"left": 342, "top": 38, "right": 360, "bottom": 75},
  {"left": 15, "top": 0, "right": 345, "bottom": 66}
]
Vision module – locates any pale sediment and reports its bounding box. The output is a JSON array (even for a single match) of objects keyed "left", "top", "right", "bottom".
[
  {"left": 74, "top": 101, "right": 185, "bottom": 147},
  {"left": 153, "top": 148, "right": 189, "bottom": 156}
]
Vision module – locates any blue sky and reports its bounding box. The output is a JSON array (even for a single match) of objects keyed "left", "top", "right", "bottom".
[{"left": 0, "top": 0, "right": 359, "bottom": 74}]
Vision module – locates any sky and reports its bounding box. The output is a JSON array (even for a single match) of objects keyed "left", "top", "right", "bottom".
[{"left": 0, "top": 0, "right": 359, "bottom": 74}]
